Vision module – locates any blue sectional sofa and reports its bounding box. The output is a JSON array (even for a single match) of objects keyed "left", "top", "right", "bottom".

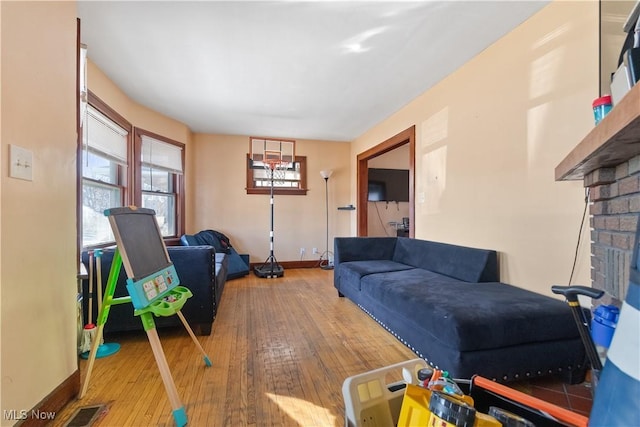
[
  {"left": 334, "top": 237, "right": 587, "bottom": 383},
  {"left": 81, "top": 245, "right": 228, "bottom": 336}
]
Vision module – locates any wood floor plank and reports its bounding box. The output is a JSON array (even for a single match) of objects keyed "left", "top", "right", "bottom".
[{"left": 52, "top": 268, "right": 417, "bottom": 426}]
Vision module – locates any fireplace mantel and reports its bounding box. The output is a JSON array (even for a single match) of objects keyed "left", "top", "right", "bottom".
[
  {"left": 556, "top": 82, "right": 640, "bottom": 181},
  {"left": 556, "top": 82, "right": 640, "bottom": 305}
]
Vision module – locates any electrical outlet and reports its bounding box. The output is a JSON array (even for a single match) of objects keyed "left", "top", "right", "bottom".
[
  {"left": 300, "top": 247, "right": 305, "bottom": 256},
  {"left": 313, "top": 248, "right": 318, "bottom": 254}
]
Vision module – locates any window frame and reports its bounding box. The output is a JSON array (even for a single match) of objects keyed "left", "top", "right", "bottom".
[
  {"left": 77, "top": 92, "right": 186, "bottom": 249},
  {"left": 246, "top": 136, "right": 307, "bottom": 195},
  {"left": 246, "top": 154, "right": 308, "bottom": 195},
  {"left": 78, "top": 91, "right": 133, "bottom": 249},
  {"left": 133, "top": 127, "right": 185, "bottom": 242}
]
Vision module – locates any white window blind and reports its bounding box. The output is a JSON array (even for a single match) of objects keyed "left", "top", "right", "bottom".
[
  {"left": 86, "top": 105, "right": 128, "bottom": 164},
  {"left": 141, "top": 135, "right": 183, "bottom": 174}
]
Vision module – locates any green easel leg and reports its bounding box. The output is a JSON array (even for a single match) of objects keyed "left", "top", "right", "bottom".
[{"left": 140, "top": 311, "right": 188, "bottom": 427}]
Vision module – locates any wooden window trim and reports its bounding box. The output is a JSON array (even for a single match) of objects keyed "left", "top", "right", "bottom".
[
  {"left": 86, "top": 91, "right": 134, "bottom": 206},
  {"left": 78, "top": 92, "right": 186, "bottom": 249},
  {"left": 246, "top": 154, "right": 308, "bottom": 195},
  {"left": 78, "top": 92, "right": 133, "bottom": 250},
  {"left": 133, "top": 127, "right": 186, "bottom": 239}
]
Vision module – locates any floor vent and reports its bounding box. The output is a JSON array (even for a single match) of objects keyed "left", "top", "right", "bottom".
[{"left": 63, "top": 404, "right": 106, "bottom": 427}]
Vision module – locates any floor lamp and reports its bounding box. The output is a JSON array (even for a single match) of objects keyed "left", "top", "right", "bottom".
[{"left": 320, "top": 169, "right": 334, "bottom": 270}]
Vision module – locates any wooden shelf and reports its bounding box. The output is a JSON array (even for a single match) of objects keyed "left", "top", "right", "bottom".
[{"left": 556, "top": 82, "right": 640, "bottom": 181}]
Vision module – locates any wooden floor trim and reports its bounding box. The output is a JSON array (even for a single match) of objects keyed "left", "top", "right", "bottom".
[
  {"left": 249, "top": 260, "right": 324, "bottom": 269},
  {"left": 19, "top": 370, "right": 79, "bottom": 427}
]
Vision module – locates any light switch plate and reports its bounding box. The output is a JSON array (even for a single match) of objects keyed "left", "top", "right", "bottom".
[{"left": 9, "top": 144, "right": 33, "bottom": 181}]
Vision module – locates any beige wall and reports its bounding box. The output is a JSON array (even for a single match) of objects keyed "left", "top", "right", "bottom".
[
  {"left": 88, "top": 62, "right": 353, "bottom": 262},
  {"left": 192, "top": 134, "right": 351, "bottom": 262},
  {"left": 1, "top": 1, "right": 78, "bottom": 420},
  {"left": 87, "top": 61, "right": 192, "bottom": 144},
  {"left": 353, "top": 1, "right": 598, "bottom": 296},
  {"left": 87, "top": 61, "right": 196, "bottom": 230},
  {"left": 0, "top": 0, "right": 602, "bottom": 419}
]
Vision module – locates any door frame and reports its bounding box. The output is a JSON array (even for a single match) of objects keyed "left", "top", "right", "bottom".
[{"left": 357, "top": 126, "right": 415, "bottom": 237}]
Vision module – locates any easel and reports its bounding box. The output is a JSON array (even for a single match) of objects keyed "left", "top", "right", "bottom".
[{"left": 79, "top": 207, "right": 211, "bottom": 427}]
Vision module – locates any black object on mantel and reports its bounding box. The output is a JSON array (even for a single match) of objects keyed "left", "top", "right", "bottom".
[{"left": 338, "top": 205, "right": 356, "bottom": 211}]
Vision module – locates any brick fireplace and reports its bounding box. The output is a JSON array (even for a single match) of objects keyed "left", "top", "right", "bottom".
[
  {"left": 585, "top": 158, "right": 640, "bottom": 306},
  {"left": 556, "top": 83, "right": 640, "bottom": 306}
]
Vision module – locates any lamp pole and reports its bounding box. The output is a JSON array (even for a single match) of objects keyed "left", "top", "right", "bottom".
[{"left": 320, "top": 170, "right": 333, "bottom": 270}]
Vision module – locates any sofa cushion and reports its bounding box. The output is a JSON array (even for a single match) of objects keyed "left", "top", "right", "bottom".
[
  {"left": 360, "top": 271, "right": 578, "bottom": 352},
  {"left": 392, "top": 238, "right": 498, "bottom": 283},
  {"left": 339, "top": 260, "right": 414, "bottom": 291}
]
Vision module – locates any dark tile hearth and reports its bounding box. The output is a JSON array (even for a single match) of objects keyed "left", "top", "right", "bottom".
[{"left": 511, "top": 375, "right": 594, "bottom": 417}]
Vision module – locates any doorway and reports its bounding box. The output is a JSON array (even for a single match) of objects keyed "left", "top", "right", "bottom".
[{"left": 357, "top": 126, "right": 415, "bottom": 237}]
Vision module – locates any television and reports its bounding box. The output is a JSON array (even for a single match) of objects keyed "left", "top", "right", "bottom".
[
  {"left": 367, "top": 168, "right": 409, "bottom": 202},
  {"left": 368, "top": 180, "right": 387, "bottom": 201}
]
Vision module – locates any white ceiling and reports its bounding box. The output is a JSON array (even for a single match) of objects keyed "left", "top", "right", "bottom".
[{"left": 78, "top": 1, "right": 549, "bottom": 142}]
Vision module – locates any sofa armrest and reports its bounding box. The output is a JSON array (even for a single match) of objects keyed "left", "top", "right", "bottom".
[
  {"left": 225, "top": 248, "right": 250, "bottom": 280},
  {"left": 334, "top": 237, "right": 398, "bottom": 287},
  {"left": 164, "top": 246, "right": 217, "bottom": 328},
  {"left": 239, "top": 253, "right": 250, "bottom": 266},
  {"left": 334, "top": 237, "right": 398, "bottom": 264}
]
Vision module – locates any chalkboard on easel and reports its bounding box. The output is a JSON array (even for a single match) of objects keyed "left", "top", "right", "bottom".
[{"left": 105, "top": 206, "right": 180, "bottom": 310}]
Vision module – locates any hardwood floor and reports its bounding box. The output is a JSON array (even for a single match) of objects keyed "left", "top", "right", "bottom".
[{"left": 53, "top": 268, "right": 417, "bottom": 426}]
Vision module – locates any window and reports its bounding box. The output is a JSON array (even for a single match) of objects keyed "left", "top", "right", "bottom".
[
  {"left": 81, "top": 101, "right": 131, "bottom": 247},
  {"left": 246, "top": 137, "right": 307, "bottom": 195},
  {"left": 134, "top": 129, "right": 185, "bottom": 238},
  {"left": 78, "top": 93, "right": 185, "bottom": 249}
]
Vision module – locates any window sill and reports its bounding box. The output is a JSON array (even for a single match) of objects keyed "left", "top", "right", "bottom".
[{"left": 246, "top": 188, "right": 308, "bottom": 196}]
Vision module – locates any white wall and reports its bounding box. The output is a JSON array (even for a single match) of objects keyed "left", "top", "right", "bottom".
[{"left": 352, "top": 1, "right": 597, "bottom": 296}]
